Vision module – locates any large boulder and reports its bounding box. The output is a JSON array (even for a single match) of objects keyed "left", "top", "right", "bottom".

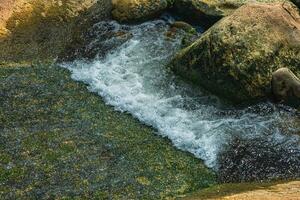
[
  {"left": 112, "top": 0, "right": 170, "bottom": 22},
  {"left": 173, "top": 0, "right": 286, "bottom": 26},
  {"left": 0, "top": 0, "right": 112, "bottom": 62},
  {"left": 169, "top": 2, "right": 300, "bottom": 104}
]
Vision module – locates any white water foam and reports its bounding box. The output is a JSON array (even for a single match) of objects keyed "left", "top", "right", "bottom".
[{"left": 62, "top": 20, "right": 300, "bottom": 169}]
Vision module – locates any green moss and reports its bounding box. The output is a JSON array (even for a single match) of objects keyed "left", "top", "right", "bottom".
[{"left": 0, "top": 63, "right": 216, "bottom": 199}]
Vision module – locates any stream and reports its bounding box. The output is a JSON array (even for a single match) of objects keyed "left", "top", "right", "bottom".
[{"left": 62, "top": 18, "right": 300, "bottom": 182}]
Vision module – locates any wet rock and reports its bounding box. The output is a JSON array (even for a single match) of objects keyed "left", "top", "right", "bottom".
[
  {"left": 165, "top": 21, "right": 196, "bottom": 38},
  {"left": 60, "top": 21, "right": 133, "bottom": 61},
  {"left": 272, "top": 68, "right": 300, "bottom": 107},
  {"left": 112, "top": 0, "right": 171, "bottom": 23},
  {"left": 164, "top": 21, "right": 199, "bottom": 48},
  {"left": 169, "top": 2, "right": 300, "bottom": 105},
  {"left": 173, "top": 0, "right": 286, "bottom": 27},
  {"left": 171, "top": 21, "right": 197, "bottom": 34}
]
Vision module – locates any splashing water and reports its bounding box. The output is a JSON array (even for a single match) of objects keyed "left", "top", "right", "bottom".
[{"left": 62, "top": 20, "right": 300, "bottom": 182}]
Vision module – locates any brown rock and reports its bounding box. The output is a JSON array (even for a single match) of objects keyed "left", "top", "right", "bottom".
[{"left": 0, "top": 0, "right": 112, "bottom": 62}]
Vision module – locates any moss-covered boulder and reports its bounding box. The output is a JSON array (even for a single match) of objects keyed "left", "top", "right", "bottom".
[
  {"left": 169, "top": 2, "right": 300, "bottom": 104},
  {"left": 173, "top": 0, "right": 286, "bottom": 26},
  {"left": 0, "top": 0, "right": 112, "bottom": 63},
  {"left": 112, "top": 0, "right": 171, "bottom": 23}
]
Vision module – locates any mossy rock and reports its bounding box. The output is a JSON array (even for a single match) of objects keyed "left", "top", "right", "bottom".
[
  {"left": 112, "top": 0, "right": 171, "bottom": 23},
  {"left": 164, "top": 21, "right": 200, "bottom": 48},
  {"left": 169, "top": 2, "right": 300, "bottom": 105},
  {"left": 272, "top": 68, "right": 300, "bottom": 108},
  {"left": 171, "top": 21, "right": 197, "bottom": 34}
]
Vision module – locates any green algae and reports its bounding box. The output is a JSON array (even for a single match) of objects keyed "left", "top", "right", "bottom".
[{"left": 0, "top": 63, "right": 216, "bottom": 199}]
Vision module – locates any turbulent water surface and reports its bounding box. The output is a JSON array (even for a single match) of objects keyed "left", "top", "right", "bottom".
[{"left": 63, "top": 19, "right": 300, "bottom": 182}]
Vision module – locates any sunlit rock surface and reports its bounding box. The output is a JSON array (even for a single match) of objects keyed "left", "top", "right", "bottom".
[
  {"left": 184, "top": 181, "right": 300, "bottom": 200},
  {"left": 0, "top": 0, "right": 111, "bottom": 62}
]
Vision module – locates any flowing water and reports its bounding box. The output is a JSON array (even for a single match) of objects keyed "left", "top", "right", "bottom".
[{"left": 62, "top": 19, "right": 300, "bottom": 182}]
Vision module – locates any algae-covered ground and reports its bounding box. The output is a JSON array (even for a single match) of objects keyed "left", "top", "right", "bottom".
[{"left": 0, "top": 63, "right": 216, "bottom": 199}]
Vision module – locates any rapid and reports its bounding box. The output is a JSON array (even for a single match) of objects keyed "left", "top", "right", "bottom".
[{"left": 62, "top": 18, "right": 300, "bottom": 182}]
